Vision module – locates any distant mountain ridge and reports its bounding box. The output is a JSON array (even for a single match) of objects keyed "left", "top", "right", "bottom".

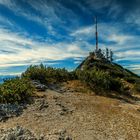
[{"left": 0, "top": 75, "right": 17, "bottom": 83}]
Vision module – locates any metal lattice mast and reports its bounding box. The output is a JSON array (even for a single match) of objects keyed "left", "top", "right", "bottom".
[{"left": 95, "top": 16, "right": 98, "bottom": 51}]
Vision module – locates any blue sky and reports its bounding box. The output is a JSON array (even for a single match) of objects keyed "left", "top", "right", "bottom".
[{"left": 0, "top": 0, "right": 140, "bottom": 75}]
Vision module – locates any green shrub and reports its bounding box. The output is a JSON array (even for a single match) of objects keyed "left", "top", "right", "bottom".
[
  {"left": 124, "top": 77, "right": 138, "bottom": 84},
  {"left": 125, "top": 69, "right": 140, "bottom": 78},
  {"left": 76, "top": 68, "right": 123, "bottom": 93},
  {"left": 109, "top": 78, "right": 124, "bottom": 92},
  {"left": 22, "top": 64, "right": 48, "bottom": 84},
  {"left": 109, "top": 70, "right": 125, "bottom": 78},
  {"left": 22, "top": 64, "right": 76, "bottom": 84},
  {"left": 133, "top": 83, "right": 140, "bottom": 92},
  {"left": 0, "top": 77, "right": 34, "bottom": 103}
]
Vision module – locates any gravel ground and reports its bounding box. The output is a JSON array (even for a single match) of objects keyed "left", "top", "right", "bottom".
[
  {"left": 0, "top": 126, "right": 42, "bottom": 140},
  {"left": 0, "top": 88, "right": 140, "bottom": 140}
]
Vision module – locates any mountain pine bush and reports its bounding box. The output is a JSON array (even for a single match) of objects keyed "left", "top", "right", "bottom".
[
  {"left": 0, "top": 77, "right": 34, "bottom": 103},
  {"left": 76, "top": 68, "right": 124, "bottom": 93},
  {"left": 22, "top": 64, "right": 76, "bottom": 84}
]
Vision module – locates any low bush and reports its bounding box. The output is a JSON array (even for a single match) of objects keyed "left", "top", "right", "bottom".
[
  {"left": 124, "top": 77, "right": 137, "bottom": 84},
  {"left": 22, "top": 64, "right": 48, "bottom": 84},
  {"left": 22, "top": 64, "right": 77, "bottom": 84},
  {"left": 0, "top": 77, "right": 34, "bottom": 103},
  {"left": 76, "top": 68, "right": 124, "bottom": 93},
  {"left": 133, "top": 83, "right": 140, "bottom": 93}
]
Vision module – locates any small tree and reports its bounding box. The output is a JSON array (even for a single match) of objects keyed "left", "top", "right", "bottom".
[
  {"left": 110, "top": 49, "right": 113, "bottom": 62},
  {"left": 106, "top": 48, "right": 109, "bottom": 60}
]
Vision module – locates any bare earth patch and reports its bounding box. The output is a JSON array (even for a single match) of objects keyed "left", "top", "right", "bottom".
[{"left": 0, "top": 87, "right": 140, "bottom": 140}]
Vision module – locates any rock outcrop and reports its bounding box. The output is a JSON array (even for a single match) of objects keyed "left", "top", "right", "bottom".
[{"left": 0, "top": 104, "right": 26, "bottom": 122}]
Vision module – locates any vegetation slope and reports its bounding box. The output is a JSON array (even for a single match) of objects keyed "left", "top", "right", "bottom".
[
  {"left": 0, "top": 56, "right": 140, "bottom": 103},
  {"left": 76, "top": 56, "right": 140, "bottom": 100}
]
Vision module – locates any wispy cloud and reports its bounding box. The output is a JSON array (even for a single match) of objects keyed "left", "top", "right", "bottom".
[
  {"left": 0, "top": 28, "right": 87, "bottom": 70},
  {"left": 71, "top": 22, "right": 140, "bottom": 73},
  {"left": 0, "top": 0, "right": 140, "bottom": 75}
]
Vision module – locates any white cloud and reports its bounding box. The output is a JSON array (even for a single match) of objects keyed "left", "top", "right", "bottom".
[
  {"left": 71, "top": 23, "right": 140, "bottom": 74},
  {"left": 116, "top": 49, "right": 140, "bottom": 57},
  {"left": 0, "top": 28, "right": 87, "bottom": 72},
  {"left": 0, "top": 0, "right": 140, "bottom": 75},
  {"left": 125, "top": 9, "right": 140, "bottom": 27},
  {"left": 74, "top": 61, "right": 81, "bottom": 64},
  {"left": 0, "top": 0, "right": 12, "bottom": 6},
  {"left": 71, "top": 26, "right": 93, "bottom": 36},
  {"left": 0, "top": 0, "right": 57, "bottom": 35},
  {"left": 0, "top": 0, "right": 79, "bottom": 35},
  {"left": 108, "top": 34, "right": 132, "bottom": 45},
  {"left": 0, "top": 15, "right": 14, "bottom": 27},
  {"left": 85, "top": 0, "right": 111, "bottom": 10},
  {"left": 124, "top": 64, "right": 140, "bottom": 75},
  {"left": 71, "top": 23, "right": 120, "bottom": 41}
]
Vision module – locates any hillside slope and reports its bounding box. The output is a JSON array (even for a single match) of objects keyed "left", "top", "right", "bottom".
[
  {"left": 75, "top": 54, "right": 140, "bottom": 100},
  {"left": 77, "top": 55, "right": 139, "bottom": 79}
]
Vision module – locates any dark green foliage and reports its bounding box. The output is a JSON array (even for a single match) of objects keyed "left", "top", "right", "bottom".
[
  {"left": 76, "top": 68, "right": 124, "bottom": 93},
  {"left": 22, "top": 64, "right": 76, "bottom": 84},
  {"left": 0, "top": 78, "right": 34, "bottom": 103},
  {"left": 125, "top": 69, "right": 140, "bottom": 78},
  {"left": 1, "top": 57, "right": 139, "bottom": 104},
  {"left": 133, "top": 83, "right": 140, "bottom": 92},
  {"left": 68, "top": 71, "right": 78, "bottom": 80},
  {"left": 78, "top": 58, "right": 139, "bottom": 79},
  {"left": 124, "top": 76, "right": 139, "bottom": 84},
  {"left": 22, "top": 64, "right": 48, "bottom": 84},
  {"left": 76, "top": 56, "right": 140, "bottom": 97}
]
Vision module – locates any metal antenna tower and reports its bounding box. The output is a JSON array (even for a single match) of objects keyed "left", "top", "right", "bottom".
[{"left": 95, "top": 16, "right": 98, "bottom": 51}]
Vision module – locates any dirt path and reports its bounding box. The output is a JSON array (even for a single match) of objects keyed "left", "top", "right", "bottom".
[{"left": 0, "top": 89, "right": 140, "bottom": 140}]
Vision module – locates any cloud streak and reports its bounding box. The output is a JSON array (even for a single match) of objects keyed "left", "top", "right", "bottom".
[
  {"left": 0, "top": 0, "right": 140, "bottom": 75},
  {"left": 0, "top": 28, "right": 88, "bottom": 69}
]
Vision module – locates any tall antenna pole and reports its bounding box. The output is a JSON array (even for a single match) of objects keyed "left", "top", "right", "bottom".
[{"left": 95, "top": 16, "right": 98, "bottom": 51}]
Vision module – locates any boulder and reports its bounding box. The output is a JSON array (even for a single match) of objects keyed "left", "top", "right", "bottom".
[{"left": 31, "top": 80, "right": 47, "bottom": 91}]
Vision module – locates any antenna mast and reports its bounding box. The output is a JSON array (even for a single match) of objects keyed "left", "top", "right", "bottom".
[{"left": 95, "top": 16, "right": 98, "bottom": 51}]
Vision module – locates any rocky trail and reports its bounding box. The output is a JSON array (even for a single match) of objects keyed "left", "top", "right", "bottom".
[{"left": 0, "top": 86, "right": 140, "bottom": 140}]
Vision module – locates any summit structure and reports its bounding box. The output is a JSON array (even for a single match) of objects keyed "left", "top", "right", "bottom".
[
  {"left": 89, "top": 17, "right": 113, "bottom": 62},
  {"left": 88, "top": 17, "right": 104, "bottom": 60},
  {"left": 95, "top": 16, "right": 98, "bottom": 51},
  {"left": 77, "top": 17, "right": 114, "bottom": 70}
]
